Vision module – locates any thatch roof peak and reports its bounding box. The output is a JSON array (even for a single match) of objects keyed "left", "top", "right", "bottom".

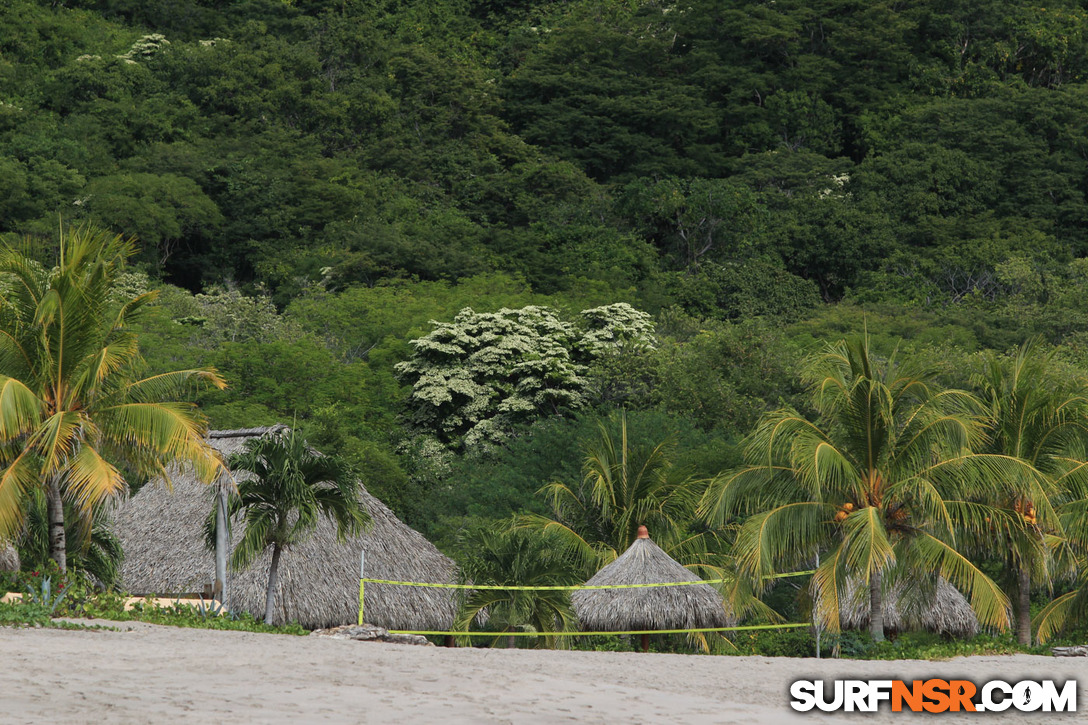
[
  {"left": 572, "top": 534, "right": 734, "bottom": 631},
  {"left": 112, "top": 425, "right": 459, "bottom": 630}
]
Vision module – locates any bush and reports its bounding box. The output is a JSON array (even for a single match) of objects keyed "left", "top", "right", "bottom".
[
  {"left": 0, "top": 600, "right": 50, "bottom": 627},
  {"left": 725, "top": 628, "right": 1049, "bottom": 660},
  {"left": 755, "top": 629, "right": 820, "bottom": 658}
]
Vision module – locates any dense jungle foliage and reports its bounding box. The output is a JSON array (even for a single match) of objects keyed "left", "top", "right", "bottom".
[{"left": 4, "top": 0, "right": 1088, "bottom": 647}]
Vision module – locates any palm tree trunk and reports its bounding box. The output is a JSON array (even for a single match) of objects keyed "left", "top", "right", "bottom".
[
  {"left": 46, "top": 477, "right": 66, "bottom": 576},
  {"left": 869, "top": 569, "right": 884, "bottom": 642},
  {"left": 1017, "top": 564, "right": 1031, "bottom": 646},
  {"left": 264, "top": 543, "right": 283, "bottom": 625}
]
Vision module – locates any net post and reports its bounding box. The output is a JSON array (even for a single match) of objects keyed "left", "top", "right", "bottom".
[
  {"left": 814, "top": 553, "right": 821, "bottom": 659},
  {"left": 358, "top": 550, "right": 365, "bottom": 626}
]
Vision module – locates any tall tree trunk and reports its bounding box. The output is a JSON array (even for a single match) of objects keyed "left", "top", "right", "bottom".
[
  {"left": 869, "top": 569, "right": 884, "bottom": 642},
  {"left": 46, "top": 477, "right": 66, "bottom": 576},
  {"left": 264, "top": 543, "right": 283, "bottom": 625},
  {"left": 215, "top": 485, "right": 229, "bottom": 609},
  {"left": 1017, "top": 564, "right": 1032, "bottom": 647}
]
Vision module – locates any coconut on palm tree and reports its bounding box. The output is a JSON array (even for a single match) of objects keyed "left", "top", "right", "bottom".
[
  {"left": 0, "top": 226, "right": 225, "bottom": 574},
  {"left": 972, "top": 339, "right": 1088, "bottom": 644},
  {"left": 701, "top": 334, "right": 1046, "bottom": 641},
  {"left": 207, "top": 428, "right": 369, "bottom": 624}
]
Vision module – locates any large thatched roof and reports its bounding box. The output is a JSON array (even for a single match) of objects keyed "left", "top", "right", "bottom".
[
  {"left": 571, "top": 528, "right": 734, "bottom": 631},
  {"left": 838, "top": 576, "right": 979, "bottom": 638},
  {"left": 112, "top": 426, "right": 459, "bottom": 630}
]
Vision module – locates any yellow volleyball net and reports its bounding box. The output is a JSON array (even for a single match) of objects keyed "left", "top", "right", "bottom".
[{"left": 357, "top": 555, "right": 815, "bottom": 639}]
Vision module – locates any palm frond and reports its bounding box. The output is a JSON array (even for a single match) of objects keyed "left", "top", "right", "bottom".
[{"left": 905, "top": 533, "right": 1010, "bottom": 631}]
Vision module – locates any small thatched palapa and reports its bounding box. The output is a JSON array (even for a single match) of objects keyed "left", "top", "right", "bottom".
[
  {"left": 112, "top": 426, "right": 459, "bottom": 630},
  {"left": 839, "top": 576, "right": 979, "bottom": 638},
  {"left": 572, "top": 527, "right": 734, "bottom": 634}
]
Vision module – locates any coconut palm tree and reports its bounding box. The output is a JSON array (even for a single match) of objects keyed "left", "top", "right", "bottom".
[
  {"left": 210, "top": 428, "right": 368, "bottom": 624},
  {"left": 701, "top": 334, "right": 1046, "bottom": 641},
  {"left": 0, "top": 226, "right": 225, "bottom": 574},
  {"left": 518, "top": 413, "right": 771, "bottom": 643},
  {"left": 520, "top": 411, "right": 714, "bottom": 574},
  {"left": 972, "top": 340, "right": 1088, "bottom": 644},
  {"left": 453, "top": 525, "right": 580, "bottom": 648},
  {"left": 1035, "top": 446, "right": 1088, "bottom": 642}
]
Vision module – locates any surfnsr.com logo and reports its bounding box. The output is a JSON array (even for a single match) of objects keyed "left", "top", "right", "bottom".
[{"left": 790, "top": 679, "right": 1077, "bottom": 713}]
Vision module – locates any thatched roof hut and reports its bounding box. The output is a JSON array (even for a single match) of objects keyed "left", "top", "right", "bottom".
[
  {"left": 838, "top": 576, "right": 979, "bottom": 638},
  {"left": 0, "top": 539, "right": 18, "bottom": 573},
  {"left": 112, "top": 426, "right": 459, "bottom": 630},
  {"left": 571, "top": 527, "right": 734, "bottom": 639}
]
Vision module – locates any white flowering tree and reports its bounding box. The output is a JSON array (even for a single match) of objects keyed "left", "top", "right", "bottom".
[
  {"left": 577, "top": 303, "right": 656, "bottom": 357},
  {"left": 397, "top": 303, "right": 655, "bottom": 449}
]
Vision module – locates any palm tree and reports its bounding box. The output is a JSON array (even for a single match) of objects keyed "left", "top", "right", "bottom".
[
  {"left": 453, "top": 525, "right": 580, "bottom": 648},
  {"left": 518, "top": 413, "right": 768, "bottom": 646},
  {"left": 209, "top": 428, "right": 369, "bottom": 624},
  {"left": 1035, "top": 436, "right": 1088, "bottom": 642},
  {"left": 701, "top": 334, "right": 1045, "bottom": 641},
  {"left": 0, "top": 226, "right": 225, "bottom": 574},
  {"left": 972, "top": 340, "right": 1088, "bottom": 645},
  {"left": 520, "top": 412, "right": 713, "bottom": 574},
  {"left": 19, "top": 489, "right": 124, "bottom": 588},
  {"left": 1035, "top": 571, "right": 1088, "bottom": 644}
]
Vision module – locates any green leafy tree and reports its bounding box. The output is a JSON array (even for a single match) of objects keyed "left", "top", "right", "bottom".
[
  {"left": 396, "top": 305, "right": 586, "bottom": 449},
  {"left": 576, "top": 303, "right": 656, "bottom": 358},
  {"left": 0, "top": 226, "right": 225, "bottom": 574},
  {"left": 501, "top": 11, "right": 726, "bottom": 181},
  {"left": 619, "top": 177, "right": 761, "bottom": 270},
  {"left": 397, "top": 304, "right": 655, "bottom": 450},
  {"left": 209, "top": 428, "right": 369, "bottom": 624},
  {"left": 764, "top": 90, "right": 841, "bottom": 155},
  {"left": 83, "top": 172, "right": 224, "bottom": 271},
  {"left": 650, "top": 317, "right": 802, "bottom": 435},
  {"left": 701, "top": 334, "right": 1046, "bottom": 640},
  {"left": 673, "top": 260, "right": 821, "bottom": 320}
]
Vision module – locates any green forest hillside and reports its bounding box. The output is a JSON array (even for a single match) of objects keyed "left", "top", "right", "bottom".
[{"left": 4, "top": 0, "right": 1088, "bottom": 633}]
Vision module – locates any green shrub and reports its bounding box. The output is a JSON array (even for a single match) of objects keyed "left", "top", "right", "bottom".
[
  {"left": 754, "top": 629, "right": 820, "bottom": 658},
  {"left": 0, "top": 600, "right": 50, "bottom": 627}
]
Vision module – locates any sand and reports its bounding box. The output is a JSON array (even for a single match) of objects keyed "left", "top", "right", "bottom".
[{"left": 1, "top": 622, "right": 1084, "bottom": 723}]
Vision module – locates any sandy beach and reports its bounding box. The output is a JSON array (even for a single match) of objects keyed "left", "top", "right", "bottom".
[{"left": 1, "top": 621, "right": 1084, "bottom": 723}]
